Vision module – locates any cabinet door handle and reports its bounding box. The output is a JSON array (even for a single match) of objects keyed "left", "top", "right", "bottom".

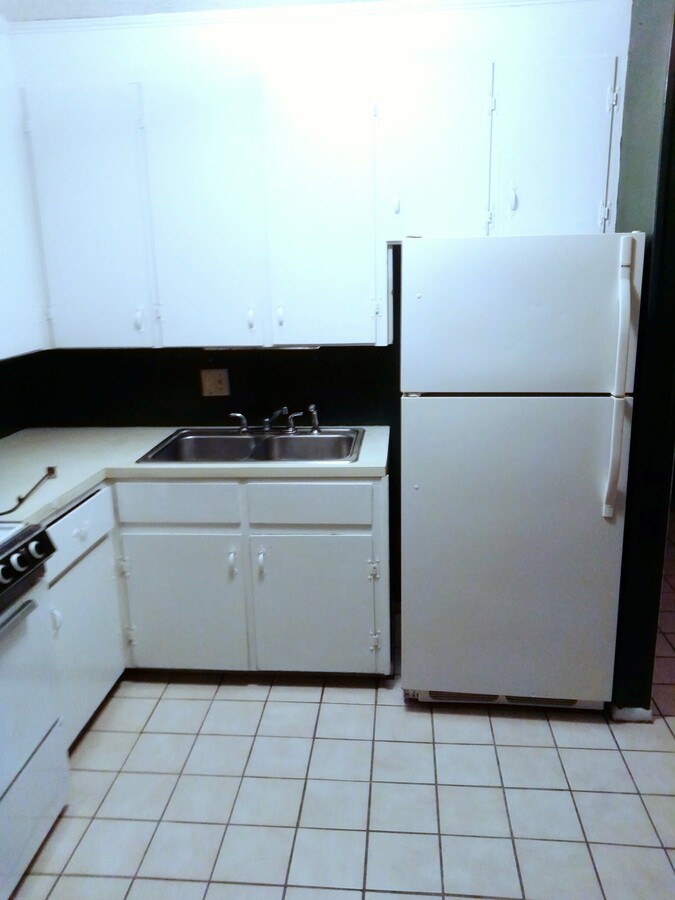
[
  {"left": 134, "top": 308, "right": 143, "bottom": 331},
  {"left": 509, "top": 181, "right": 518, "bottom": 215},
  {"left": 393, "top": 193, "right": 400, "bottom": 215},
  {"left": 228, "top": 549, "right": 238, "bottom": 577},
  {"left": 277, "top": 306, "right": 284, "bottom": 327},
  {"left": 73, "top": 520, "right": 89, "bottom": 541},
  {"left": 257, "top": 546, "right": 266, "bottom": 578},
  {"left": 50, "top": 608, "right": 63, "bottom": 632},
  {"left": 247, "top": 307, "right": 255, "bottom": 330}
]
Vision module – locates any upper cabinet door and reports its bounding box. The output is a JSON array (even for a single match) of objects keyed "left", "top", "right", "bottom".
[
  {"left": 26, "top": 83, "right": 155, "bottom": 347},
  {"left": 143, "top": 75, "right": 269, "bottom": 347},
  {"left": 376, "top": 54, "right": 493, "bottom": 243},
  {"left": 0, "top": 35, "right": 46, "bottom": 360},
  {"left": 264, "top": 57, "right": 378, "bottom": 346},
  {"left": 490, "top": 56, "right": 619, "bottom": 235}
]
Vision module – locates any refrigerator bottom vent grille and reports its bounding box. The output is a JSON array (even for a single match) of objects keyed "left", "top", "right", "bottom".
[
  {"left": 506, "top": 694, "right": 577, "bottom": 707},
  {"left": 405, "top": 690, "right": 603, "bottom": 710},
  {"left": 428, "top": 691, "right": 499, "bottom": 703}
]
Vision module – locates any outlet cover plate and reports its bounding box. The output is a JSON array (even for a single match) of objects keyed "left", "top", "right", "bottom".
[{"left": 201, "top": 368, "right": 230, "bottom": 397}]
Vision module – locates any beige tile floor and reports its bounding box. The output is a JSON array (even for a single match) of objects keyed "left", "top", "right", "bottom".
[
  {"left": 12, "top": 669, "right": 674, "bottom": 900},
  {"left": 12, "top": 519, "right": 675, "bottom": 900}
]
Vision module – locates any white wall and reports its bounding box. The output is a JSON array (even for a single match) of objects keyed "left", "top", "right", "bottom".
[{"left": 0, "top": 21, "right": 48, "bottom": 359}]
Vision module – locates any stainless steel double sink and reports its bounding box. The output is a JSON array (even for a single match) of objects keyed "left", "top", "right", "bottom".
[{"left": 137, "top": 427, "right": 364, "bottom": 464}]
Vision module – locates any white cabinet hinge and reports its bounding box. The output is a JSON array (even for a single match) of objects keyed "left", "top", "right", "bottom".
[
  {"left": 599, "top": 203, "right": 612, "bottom": 229},
  {"left": 118, "top": 557, "right": 129, "bottom": 578},
  {"left": 489, "top": 94, "right": 497, "bottom": 114},
  {"left": 369, "top": 629, "right": 381, "bottom": 652},
  {"left": 608, "top": 88, "right": 619, "bottom": 111},
  {"left": 368, "top": 558, "right": 380, "bottom": 580}
]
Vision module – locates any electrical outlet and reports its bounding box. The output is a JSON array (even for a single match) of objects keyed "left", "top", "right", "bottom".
[{"left": 201, "top": 368, "right": 230, "bottom": 397}]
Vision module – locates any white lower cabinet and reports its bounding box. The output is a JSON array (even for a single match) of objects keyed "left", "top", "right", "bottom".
[
  {"left": 115, "top": 477, "right": 390, "bottom": 675},
  {"left": 46, "top": 487, "right": 125, "bottom": 747},
  {"left": 251, "top": 533, "right": 380, "bottom": 672},
  {"left": 121, "top": 532, "right": 248, "bottom": 670}
]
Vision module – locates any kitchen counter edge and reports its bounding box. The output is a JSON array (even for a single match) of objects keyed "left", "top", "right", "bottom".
[{"left": 0, "top": 426, "right": 390, "bottom": 525}]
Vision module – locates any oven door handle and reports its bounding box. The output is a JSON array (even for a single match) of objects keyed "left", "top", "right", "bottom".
[{"left": 0, "top": 598, "right": 37, "bottom": 641}]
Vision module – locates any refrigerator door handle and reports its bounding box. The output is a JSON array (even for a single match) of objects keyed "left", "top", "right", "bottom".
[
  {"left": 612, "top": 235, "right": 634, "bottom": 398},
  {"left": 603, "top": 397, "right": 626, "bottom": 519}
]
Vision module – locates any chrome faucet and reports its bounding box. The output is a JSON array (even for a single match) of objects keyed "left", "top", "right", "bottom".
[
  {"left": 263, "top": 406, "right": 288, "bottom": 432},
  {"left": 308, "top": 404, "right": 320, "bottom": 433},
  {"left": 287, "top": 411, "right": 304, "bottom": 433},
  {"left": 229, "top": 413, "right": 249, "bottom": 433}
]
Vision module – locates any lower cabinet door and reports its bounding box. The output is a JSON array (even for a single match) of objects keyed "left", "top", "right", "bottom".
[
  {"left": 250, "top": 533, "right": 377, "bottom": 672},
  {"left": 49, "top": 536, "right": 125, "bottom": 747},
  {"left": 122, "top": 532, "right": 248, "bottom": 670}
]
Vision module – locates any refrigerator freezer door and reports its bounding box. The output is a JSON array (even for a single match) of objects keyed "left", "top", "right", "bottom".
[
  {"left": 401, "top": 395, "right": 631, "bottom": 702},
  {"left": 400, "top": 233, "right": 644, "bottom": 395}
]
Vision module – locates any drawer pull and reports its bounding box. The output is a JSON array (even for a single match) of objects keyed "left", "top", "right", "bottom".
[
  {"left": 50, "top": 608, "right": 63, "bottom": 632},
  {"left": 257, "top": 546, "right": 266, "bottom": 578},
  {"left": 73, "top": 521, "right": 90, "bottom": 541}
]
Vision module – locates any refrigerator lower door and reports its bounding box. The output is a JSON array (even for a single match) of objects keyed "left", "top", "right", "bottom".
[{"left": 401, "top": 395, "right": 631, "bottom": 704}]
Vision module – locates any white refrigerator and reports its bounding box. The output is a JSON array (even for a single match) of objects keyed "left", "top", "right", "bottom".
[{"left": 400, "top": 233, "right": 645, "bottom": 707}]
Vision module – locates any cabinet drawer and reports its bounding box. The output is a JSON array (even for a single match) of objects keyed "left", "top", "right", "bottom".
[
  {"left": 248, "top": 482, "right": 372, "bottom": 526},
  {"left": 46, "top": 487, "right": 114, "bottom": 582},
  {"left": 115, "top": 481, "right": 242, "bottom": 525}
]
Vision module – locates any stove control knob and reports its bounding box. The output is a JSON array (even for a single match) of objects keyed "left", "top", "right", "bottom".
[
  {"left": 0, "top": 564, "right": 11, "bottom": 584},
  {"left": 28, "top": 540, "right": 45, "bottom": 560},
  {"left": 10, "top": 551, "right": 28, "bottom": 573}
]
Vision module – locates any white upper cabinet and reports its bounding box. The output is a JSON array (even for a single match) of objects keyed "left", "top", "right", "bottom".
[
  {"left": 143, "top": 75, "right": 269, "bottom": 347},
  {"left": 375, "top": 53, "right": 493, "bottom": 242},
  {"left": 9, "top": 2, "right": 632, "bottom": 350},
  {"left": 263, "top": 54, "right": 378, "bottom": 346},
  {"left": 490, "top": 56, "right": 620, "bottom": 235},
  {"left": 25, "top": 83, "right": 156, "bottom": 347},
  {"left": 0, "top": 31, "right": 46, "bottom": 360}
]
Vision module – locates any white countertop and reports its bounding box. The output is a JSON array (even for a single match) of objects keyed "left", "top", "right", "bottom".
[{"left": 0, "top": 426, "right": 390, "bottom": 524}]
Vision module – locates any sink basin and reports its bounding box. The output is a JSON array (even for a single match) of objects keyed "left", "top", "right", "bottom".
[{"left": 137, "top": 427, "right": 364, "bottom": 463}]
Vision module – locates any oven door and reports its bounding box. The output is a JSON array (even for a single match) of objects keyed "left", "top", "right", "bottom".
[{"left": 0, "top": 580, "right": 61, "bottom": 795}]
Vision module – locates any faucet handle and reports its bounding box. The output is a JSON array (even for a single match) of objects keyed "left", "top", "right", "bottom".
[
  {"left": 263, "top": 406, "right": 289, "bottom": 432},
  {"left": 287, "top": 411, "right": 304, "bottom": 433},
  {"left": 308, "top": 404, "right": 320, "bottom": 433},
  {"left": 229, "top": 412, "right": 249, "bottom": 433}
]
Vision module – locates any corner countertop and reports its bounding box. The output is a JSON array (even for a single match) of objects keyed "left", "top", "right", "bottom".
[{"left": 0, "top": 426, "right": 390, "bottom": 525}]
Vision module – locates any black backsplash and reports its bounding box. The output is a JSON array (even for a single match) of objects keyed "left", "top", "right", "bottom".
[{"left": 0, "top": 344, "right": 398, "bottom": 433}]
